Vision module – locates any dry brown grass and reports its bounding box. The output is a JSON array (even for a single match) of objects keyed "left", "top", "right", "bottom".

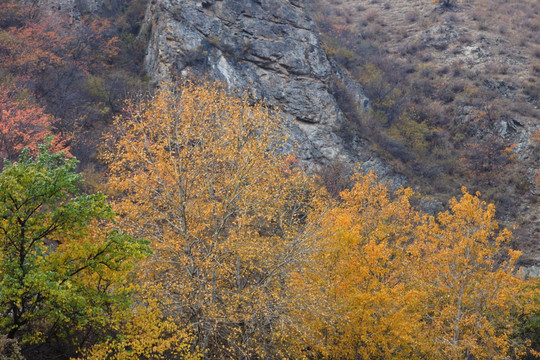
[{"left": 305, "top": 0, "right": 540, "bottom": 262}]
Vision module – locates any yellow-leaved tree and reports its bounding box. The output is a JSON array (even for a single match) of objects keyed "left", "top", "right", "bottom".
[
  {"left": 104, "top": 81, "right": 318, "bottom": 359},
  {"left": 77, "top": 290, "right": 202, "bottom": 360},
  {"left": 290, "top": 174, "right": 532, "bottom": 360},
  {"left": 417, "top": 189, "right": 527, "bottom": 360},
  {"left": 289, "top": 172, "right": 428, "bottom": 359}
]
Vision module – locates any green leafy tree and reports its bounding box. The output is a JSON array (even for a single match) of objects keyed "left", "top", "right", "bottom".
[{"left": 0, "top": 141, "right": 150, "bottom": 347}]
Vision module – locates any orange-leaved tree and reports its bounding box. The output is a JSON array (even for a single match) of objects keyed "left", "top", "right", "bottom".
[
  {"left": 291, "top": 174, "right": 532, "bottom": 360},
  {"left": 0, "top": 2, "right": 72, "bottom": 81},
  {"left": 289, "top": 172, "right": 428, "bottom": 359},
  {"left": 417, "top": 189, "right": 529, "bottom": 360},
  {"left": 0, "top": 84, "right": 68, "bottom": 161},
  {"left": 104, "top": 81, "right": 319, "bottom": 359},
  {"left": 0, "top": 2, "right": 119, "bottom": 82}
]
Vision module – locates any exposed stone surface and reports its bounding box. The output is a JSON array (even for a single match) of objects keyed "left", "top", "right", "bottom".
[
  {"left": 143, "top": 0, "right": 401, "bottom": 181},
  {"left": 32, "top": 0, "right": 402, "bottom": 181}
]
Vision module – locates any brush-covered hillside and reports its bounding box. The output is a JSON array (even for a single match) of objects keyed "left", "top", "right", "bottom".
[
  {"left": 305, "top": 0, "right": 540, "bottom": 272},
  {"left": 0, "top": 0, "right": 539, "bottom": 359}
]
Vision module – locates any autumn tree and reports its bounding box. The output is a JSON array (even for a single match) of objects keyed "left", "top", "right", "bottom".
[
  {"left": 417, "top": 189, "right": 529, "bottom": 360},
  {"left": 290, "top": 173, "right": 532, "bottom": 360},
  {"left": 0, "top": 84, "right": 68, "bottom": 161},
  {"left": 78, "top": 291, "right": 202, "bottom": 360},
  {"left": 105, "top": 81, "right": 319, "bottom": 359},
  {"left": 0, "top": 3, "right": 73, "bottom": 88},
  {"left": 289, "top": 172, "right": 428, "bottom": 359},
  {"left": 0, "top": 142, "right": 149, "bottom": 352},
  {"left": 0, "top": 2, "right": 119, "bottom": 87}
]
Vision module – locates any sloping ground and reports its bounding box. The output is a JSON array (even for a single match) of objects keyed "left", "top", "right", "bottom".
[
  {"left": 28, "top": 0, "right": 539, "bottom": 272},
  {"left": 306, "top": 0, "right": 540, "bottom": 272}
]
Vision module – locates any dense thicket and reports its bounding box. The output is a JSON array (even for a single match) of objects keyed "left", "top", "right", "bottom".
[
  {"left": 0, "top": 0, "right": 148, "bottom": 164},
  {"left": 100, "top": 82, "right": 537, "bottom": 360}
]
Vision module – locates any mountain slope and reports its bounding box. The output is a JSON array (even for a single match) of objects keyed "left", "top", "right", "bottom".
[{"left": 305, "top": 0, "right": 539, "bottom": 273}]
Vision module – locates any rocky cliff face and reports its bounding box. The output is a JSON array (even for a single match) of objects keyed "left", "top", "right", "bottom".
[
  {"left": 33, "top": 0, "right": 400, "bottom": 178},
  {"left": 142, "top": 0, "right": 397, "bottom": 178}
]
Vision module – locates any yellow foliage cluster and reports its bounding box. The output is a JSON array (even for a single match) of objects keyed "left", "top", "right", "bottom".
[
  {"left": 105, "top": 81, "right": 318, "bottom": 359},
  {"left": 291, "top": 177, "right": 532, "bottom": 360},
  {"left": 102, "top": 81, "right": 536, "bottom": 360},
  {"left": 289, "top": 172, "right": 425, "bottom": 359},
  {"left": 77, "top": 292, "right": 201, "bottom": 360}
]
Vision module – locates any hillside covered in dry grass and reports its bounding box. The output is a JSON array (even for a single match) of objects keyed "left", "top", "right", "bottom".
[{"left": 305, "top": 0, "right": 540, "bottom": 271}]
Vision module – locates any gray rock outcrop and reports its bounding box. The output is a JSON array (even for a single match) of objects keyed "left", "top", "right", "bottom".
[{"left": 143, "top": 0, "right": 398, "bottom": 179}]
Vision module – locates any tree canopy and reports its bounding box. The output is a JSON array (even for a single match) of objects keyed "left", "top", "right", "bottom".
[
  {"left": 104, "top": 81, "right": 320, "bottom": 359},
  {"left": 103, "top": 81, "right": 538, "bottom": 360},
  {"left": 0, "top": 142, "right": 149, "bottom": 348},
  {"left": 0, "top": 80, "right": 536, "bottom": 360}
]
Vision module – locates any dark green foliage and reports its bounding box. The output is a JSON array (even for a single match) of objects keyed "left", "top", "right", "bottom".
[{"left": 0, "top": 141, "right": 150, "bottom": 347}]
